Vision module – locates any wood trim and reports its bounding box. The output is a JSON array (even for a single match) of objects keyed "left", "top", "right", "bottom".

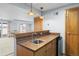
[
  {"left": 65, "top": 10, "right": 67, "bottom": 55},
  {"left": 15, "top": 30, "right": 49, "bottom": 39}
]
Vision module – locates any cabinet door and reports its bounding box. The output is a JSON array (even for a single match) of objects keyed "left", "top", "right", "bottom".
[
  {"left": 35, "top": 39, "right": 57, "bottom": 56},
  {"left": 17, "top": 45, "right": 23, "bottom": 56},
  {"left": 46, "top": 42, "right": 53, "bottom": 56},
  {"left": 46, "top": 40, "right": 56, "bottom": 56},
  {"left": 17, "top": 45, "right": 33, "bottom": 56},
  {"left": 35, "top": 46, "right": 47, "bottom": 56},
  {"left": 51, "top": 40, "right": 56, "bottom": 56},
  {"left": 22, "top": 47, "right": 33, "bottom": 56}
]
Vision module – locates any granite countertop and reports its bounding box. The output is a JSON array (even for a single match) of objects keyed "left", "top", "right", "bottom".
[{"left": 17, "top": 34, "right": 60, "bottom": 52}]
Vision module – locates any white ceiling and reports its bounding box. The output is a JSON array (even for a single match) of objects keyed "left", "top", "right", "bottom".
[
  {"left": 11, "top": 3, "right": 72, "bottom": 11},
  {"left": 28, "top": 3, "right": 71, "bottom": 11}
]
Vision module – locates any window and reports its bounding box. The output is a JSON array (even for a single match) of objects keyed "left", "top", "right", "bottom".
[
  {"left": 2, "top": 23, "right": 8, "bottom": 36},
  {"left": 0, "top": 22, "right": 8, "bottom": 37},
  {"left": 26, "top": 24, "right": 32, "bottom": 32},
  {"left": 19, "top": 24, "right": 26, "bottom": 32},
  {"left": 0, "top": 23, "right": 1, "bottom": 37},
  {"left": 19, "top": 23, "right": 32, "bottom": 33}
]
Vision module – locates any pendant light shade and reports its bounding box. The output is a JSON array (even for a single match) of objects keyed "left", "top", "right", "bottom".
[
  {"left": 40, "top": 7, "right": 43, "bottom": 19},
  {"left": 27, "top": 3, "right": 34, "bottom": 16},
  {"left": 40, "top": 15, "right": 43, "bottom": 19},
  {"left": 28, "top": 11, "right": 34, "bottom": 16}
]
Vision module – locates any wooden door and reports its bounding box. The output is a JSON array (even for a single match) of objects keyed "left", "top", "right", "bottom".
[
  {"left": 65, "top": 8, "right": 79, "bottom": 56},
  {"left": 34, "top": 16, "right": 43, "bottom": 31}
]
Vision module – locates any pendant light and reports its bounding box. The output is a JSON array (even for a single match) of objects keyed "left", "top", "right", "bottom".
[
  {"left": 55, "top": 8, "right": 59, "bottom": 15},
  {"left": 27, "top": 3, "right": 34, "bottom": 16},
  {"left": 40, "top": 7, "right": 43, "bottom": 19}
]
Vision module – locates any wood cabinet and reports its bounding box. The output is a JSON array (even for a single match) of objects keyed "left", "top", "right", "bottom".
[
  {"left": 35, "top": 40, "right": 56, "bottom": 56},
  {"left": 17, "top": 45, "right": 23, "bottom": 56},
  {"left": 34, "top": 16, "right": 43, "bottom": 31},
  {"left": 35, "top": 45, "right": 47, "bottom": 56},
  {"left": 17, "top": 39, "right": 56, "bottom": 56},
  {"left": 17, "top": 45, "right": 33, "bottom": 56},
  {"left": 65, "top": 7, "right": 79, "bottom": 56},
  {"left": 51, "top": 39, "right": 56, "bottom": 55}
]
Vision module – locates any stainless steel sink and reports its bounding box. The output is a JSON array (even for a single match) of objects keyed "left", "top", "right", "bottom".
[{"left": 32, "top": 39, "right": 43, "bottom": 44}]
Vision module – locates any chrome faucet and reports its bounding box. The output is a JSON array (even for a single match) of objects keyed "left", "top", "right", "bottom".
[
  {"left": 32, "top": 33, "right": 36, "bottom": 40},
  {"left": 31, "top": 33, "right": 43, "bottom": 44}
]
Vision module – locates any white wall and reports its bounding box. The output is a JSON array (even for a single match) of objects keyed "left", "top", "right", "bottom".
[
  {"left": 43, "top": 9, "right": 65, "bottom": 54},
  {"left": 43, "top": 4, "right": 79, "bottom": 54}
]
